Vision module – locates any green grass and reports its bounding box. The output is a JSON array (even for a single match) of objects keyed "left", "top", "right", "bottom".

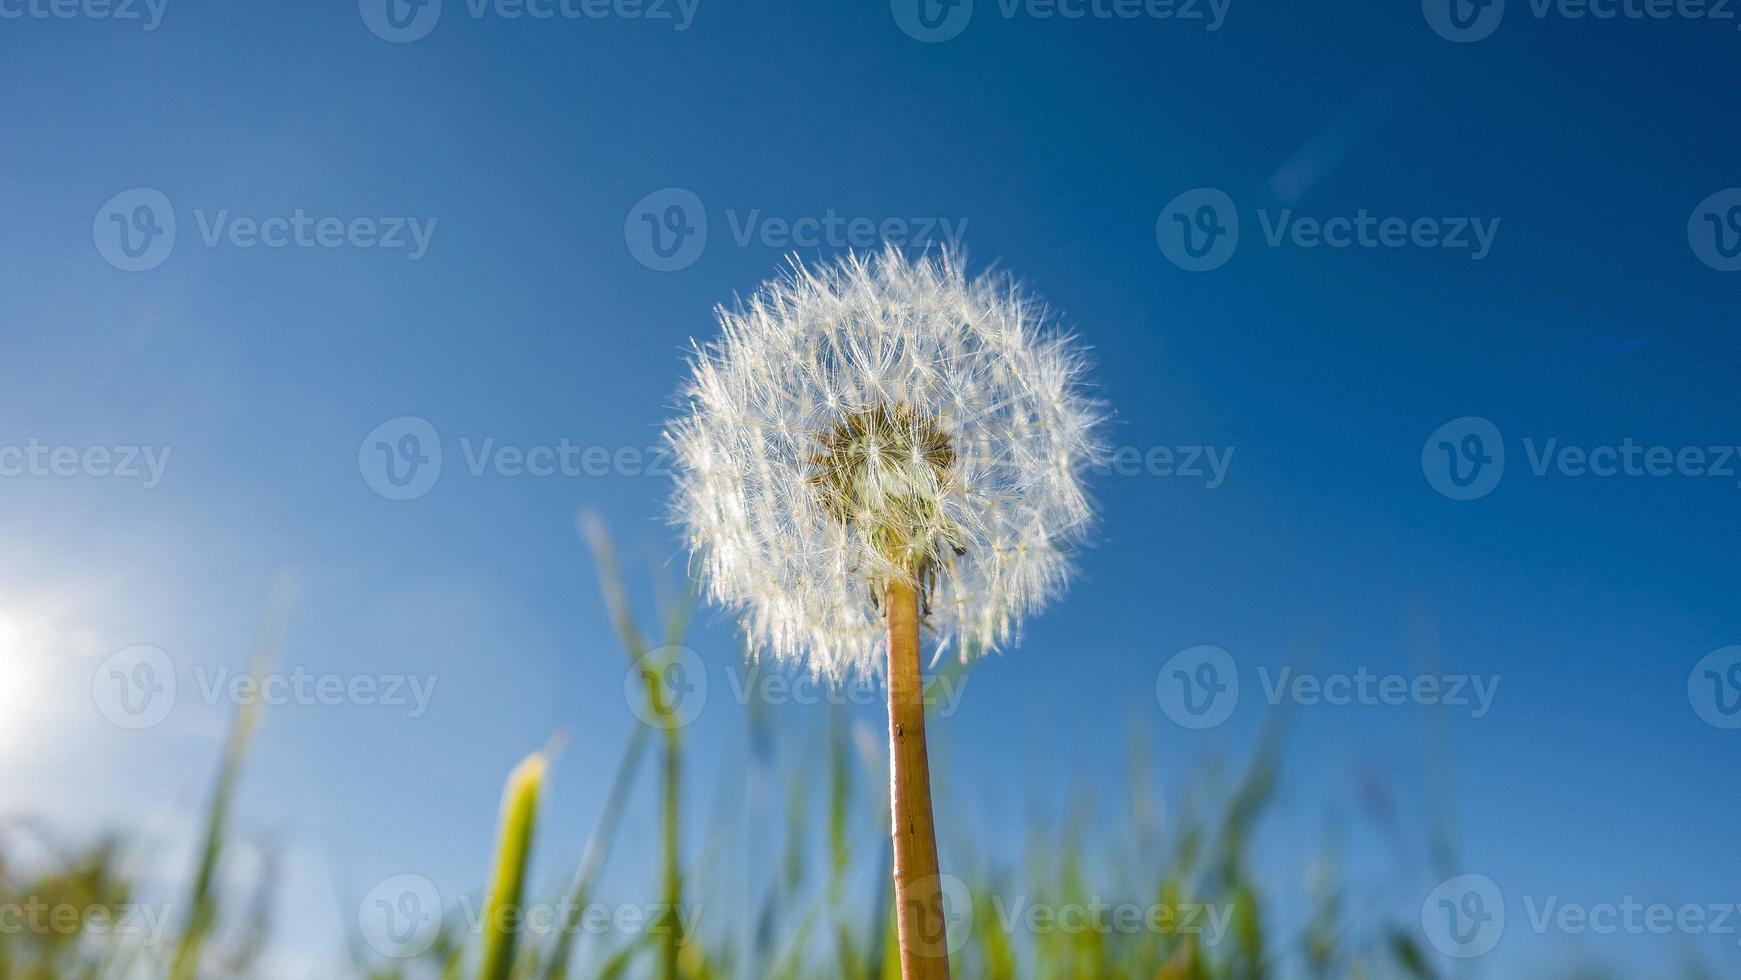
[{"left": 0, "top": 527, "right": 1719, "bottom": 980}]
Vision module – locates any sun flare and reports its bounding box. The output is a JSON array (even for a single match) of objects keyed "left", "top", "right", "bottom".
[{"left": 0, "top": 612, "right": 37, "bottom": 736}]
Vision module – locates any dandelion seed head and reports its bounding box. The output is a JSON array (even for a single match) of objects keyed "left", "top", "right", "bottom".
[{"left": 667, "top": 249, "right": 1103, "bottom": 680}]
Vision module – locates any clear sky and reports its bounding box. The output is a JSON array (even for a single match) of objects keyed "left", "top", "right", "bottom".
[{"left": 1, "top": 2, "right": 1738, "bottom": 976}]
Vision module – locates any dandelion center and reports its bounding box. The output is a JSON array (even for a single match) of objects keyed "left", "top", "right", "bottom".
[{"left": 808, "top": 403, "right": 963, "bottom": 573}]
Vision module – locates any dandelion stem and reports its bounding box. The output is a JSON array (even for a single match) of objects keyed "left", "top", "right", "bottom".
[{"left": 885, "top": 575, "right": 952, "bottom": 980}]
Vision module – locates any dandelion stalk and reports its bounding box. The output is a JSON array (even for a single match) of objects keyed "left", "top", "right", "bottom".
[{"left": 885, "top": 574, "right": 951, "bottom": 978}]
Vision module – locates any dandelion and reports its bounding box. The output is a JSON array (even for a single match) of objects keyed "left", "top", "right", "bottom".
[{"left": 667, "top": 248, "right": 1103, "bottom": 978}]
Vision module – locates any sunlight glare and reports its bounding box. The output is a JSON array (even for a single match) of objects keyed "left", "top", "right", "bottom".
[{"left": 0, "top": 612, "right": 32, "bottom": 732}]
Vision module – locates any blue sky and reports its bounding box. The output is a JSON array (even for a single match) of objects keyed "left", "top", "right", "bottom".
[{"left": 2, "top": 1, "right": 1738, "bottom": 976}]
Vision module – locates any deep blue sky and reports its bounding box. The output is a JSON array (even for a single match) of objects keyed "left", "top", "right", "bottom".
[{"left": 2, "top": 2, "right": 1738, "bottom": 976}]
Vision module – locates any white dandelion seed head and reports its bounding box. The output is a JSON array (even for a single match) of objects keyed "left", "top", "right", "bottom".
[{"left": 667, "top": 248, "right": 1104, "bottom": 681}]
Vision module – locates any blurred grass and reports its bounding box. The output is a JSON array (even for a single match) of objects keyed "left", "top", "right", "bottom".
[
  {"left": 0, "top": 531, "right": 1719, "bottom": 980},
  {"left": 478, "top": 752, "right": 547, "bottom": 980},
  {"left": 167, "top": 594, "right": 284, "bottom": 980}
]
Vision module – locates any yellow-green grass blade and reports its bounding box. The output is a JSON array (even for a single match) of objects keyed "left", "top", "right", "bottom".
[{"left": 477, "top": 751, "right": 547, "bottom": 980}]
